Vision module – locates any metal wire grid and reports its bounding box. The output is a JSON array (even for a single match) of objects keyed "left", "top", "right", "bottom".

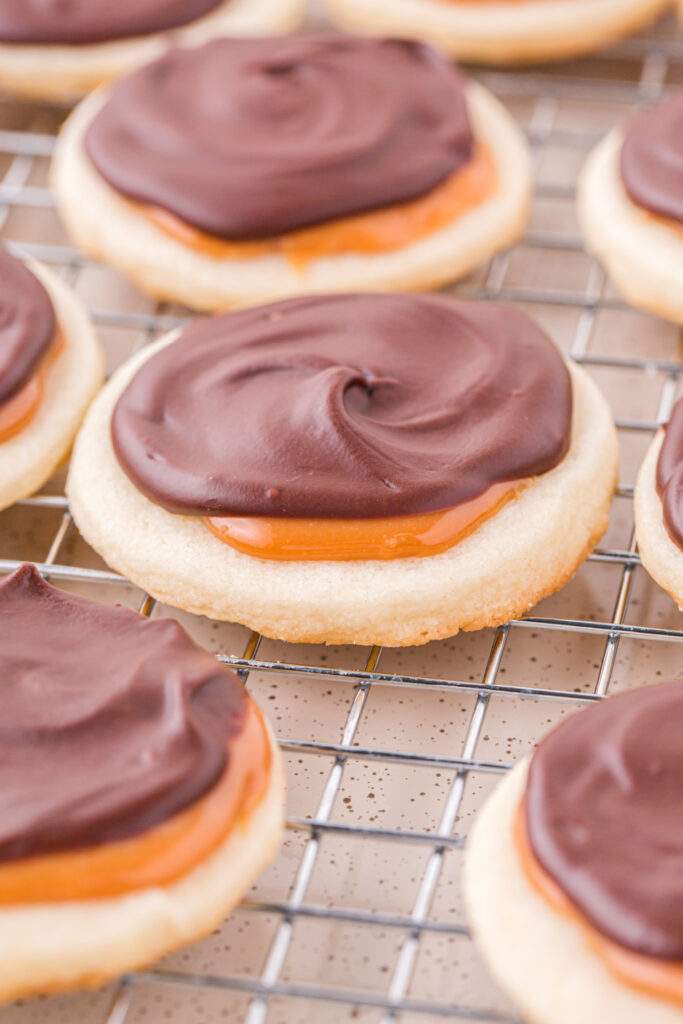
[{"left": 1, "top": 22, "right": 683, "bottom": 1023}]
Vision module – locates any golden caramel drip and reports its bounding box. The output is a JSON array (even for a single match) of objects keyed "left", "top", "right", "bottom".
[
  {"left": 0, "top": 375, "right": 42, "bottom": 442},
  {"left": 0, "top": 331, "right": 63, "bottom": 443},
  {"left": 143, "top": 144, "right": 497, "bottom": 268},
  {"left": 645, "top": 207, "right": 683, "bottom": 239},
  {"left": 205, "top": 481, "right": 523, "bottom": 561},
  {"left": 0, "top": 701, "right": 270, "bottom": 904},
  {"left": 514, "top": 801, "right": 683, "bottom": 1007}
]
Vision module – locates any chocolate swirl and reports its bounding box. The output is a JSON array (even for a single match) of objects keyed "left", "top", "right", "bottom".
[
  {"left": 0, "top": 247, "right": 55, "bottom": 405},
  {"left": 84, "top": 35, "right": 474, "bottom": 240},
  {"left": 620, "top": 91, "right": 683, "bottom": 224},
  {"left": 112, "top": 293, "right": 572, "bottom": 520},
  {"left": 0, "top": 563, "right": 248, "bottom": 861},
  {"left": 656, "top": 396, "right": 683, "bottom": 550},
  {"left": 525, "top": 682, "right": 683, "bottom": 960},
  {"left": 0, "top": 0, "right": 223, "bottom": 46}
]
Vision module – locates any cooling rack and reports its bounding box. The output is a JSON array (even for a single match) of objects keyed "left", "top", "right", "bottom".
[{"left": 1, "top": 10, "right": 683, "bottom": 1024}]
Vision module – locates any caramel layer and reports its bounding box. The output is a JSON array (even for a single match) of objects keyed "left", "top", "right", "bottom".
[
  {"left": 0, "top": 331, "right": 63, "bottom": 443},
  {"left": 0, "top": 701, "right": 270, "bottom": 904},
  {"left": 0, "top": 375, "right": 41, "bottom": 443},
  {"left": 143, "top": 144, "right": 497, "bottom": 269},
  {"left": 205, "top": 481, "right": 523, "bottom": 561},
  {"left": 646, "top": 208, "right": 683, "bottom": 238},
  {"left": 514, "top": 801, "right": 683, "bottom": 1007}
]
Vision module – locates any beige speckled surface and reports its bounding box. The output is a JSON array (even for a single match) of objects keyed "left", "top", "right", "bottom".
[{"left": 1, "top": 5, "right": 683, "bottom": 1022}]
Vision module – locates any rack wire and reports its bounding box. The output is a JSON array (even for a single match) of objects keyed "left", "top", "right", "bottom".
[{"left": 2, "top": 11, "right": 683, "bottom": 1023}]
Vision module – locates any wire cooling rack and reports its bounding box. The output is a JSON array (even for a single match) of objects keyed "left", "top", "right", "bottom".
[{"left": 2, "top": 11, "right": 683, "bottom": 1024}]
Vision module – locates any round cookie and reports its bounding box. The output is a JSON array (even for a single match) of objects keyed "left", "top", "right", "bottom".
[
  {"left": 0, "top": 563, "right": 284, "bottom": 1003},
  {"left": 635, "top": 414, "right": 683, "bottom": 608},
  {"left": 66, "top": 295, "right": 618, "bottom": 647},
  {"left": 0, "top": 256, "right": 103, "bottom": 513},
  {"left": 578, "top": 94, "right": 683, "bottom": 326},
  {"left": 465, "top": 762, "right": 683, "bottom": 1024},
  {"left": 321, "top": 0, "right": 671, "bottom": 65},
  {"left": 1, "top": 749, "right": 283, "bottom": 1002},
  {"left": 51, "top": 37, "right": 531, "bottom": 312},
  {"left": 464, "top": 684, "right": 683, "bottom": 1024},
  {"left": 0, "top": 0, "right": 304, "bottom": 104}
]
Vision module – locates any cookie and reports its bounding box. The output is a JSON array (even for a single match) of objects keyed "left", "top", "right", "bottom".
[
  {"left": 321, "top": 0, "right": 670, "bottom": 65},
  {"left": 635, "top": 397, "right": 683, "bottom": 608},
  {"left": 67, "top": 292, "right": 617, "bottom": 647},
  {"left": 0, "top": 0, "right": 304, "bottom": 103},
  {"left": 0, "top": 248, "right": 103, "bottom": 512},
  {"left": 0, "top": 563, "right": 283, "bottom": 1003},
  {"left": 52, "top": 35, "right": 531, "bottom": 311},
  {"left": 578, "top": 91, "right": 683, "bottom": 326},
  {"left": 465, "top": 682, "right": 683, "bottom": 1024}
]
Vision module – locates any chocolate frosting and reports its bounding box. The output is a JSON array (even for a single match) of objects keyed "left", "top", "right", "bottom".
[
  {"left": 0, "top": 563, "right": 248, "bottom": 861},
  {"left": 112, "top": 293, "right": 572, "bottom": 520},
  {"left": 0, "top": 1, "right": 223, "bottom": 46},
  {"left": 525, "top": 682, "right": 683, "bottom": 960},
  {"left": 0, "top": 247, "right": 55, "bottom": 405},
  {"left": 656, "top": 397, "right": 683, "bottom": 550},
  {"left": 620, "top": 91, "right": 683, "bottom": 224},
  {"left": 84, "top": 35, "right": 474, "bottom": 241}
]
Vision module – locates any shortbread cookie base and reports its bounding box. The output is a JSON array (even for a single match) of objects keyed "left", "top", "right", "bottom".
[
  {"left": 0, "top": 259, "right": 103, "bottom": 513},
  {"left": 464, "top": 759, "right": 683, "bottom": 1024},
  {"left": 66, "top": 333, "right": 618, "bottom": 647},
  {"left": 52, "top": 82, "right": 531, "bottom": 312},
  {"left": 0, "top": 0, "right": 305, "bottom": 103},
  {"left": 578, "top": 128, "right": 683, "bottom": 326},
  {"left": 0, "top": 725, "right": 284, "bottom": 1004},
  {"left": 634, "top": 429, "right": 683, "bottom": 608},
  {"left": 322, "top": 0, "right": 670, "bottom": 64}
]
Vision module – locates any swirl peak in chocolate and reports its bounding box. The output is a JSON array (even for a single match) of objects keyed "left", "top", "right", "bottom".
[
  {"left": 0, "top": 247, "right": 55, "bottom": 405},
  {"left": 0, "top": 563, "right": 248, "bottom": 861},
  {"left": 111, "top": 293, "right": 572, "bottom": 520},
  {"left": 0, "top": 0, "right": 224, "bottom": 46},
  {"left": 525, "top": 682, "right": 683, "bottom": 960},
  {"left": 620, "top": 90, "right": 683, "bottom": 224},
  {"left": 84, "top": 35, "right": 474, "bottom": 241},
  {"left": 656, "top": 396, "right": 683, "bottom": 550}
]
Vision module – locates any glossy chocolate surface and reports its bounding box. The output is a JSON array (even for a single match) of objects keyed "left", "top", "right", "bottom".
[
  {"left": 0, "top": 564, "right": 248, "bottom": 861},
  {"left": 85, "top": 35, "right": 474, "bottom": 240},
  {"left": 525, "top": 681, "right": 683, "bottom": 960},
  {"left": 0, "top": 0, "right": 223, "bottom": 45},
  {"left": 112, "top": 293, "right": 572, "bottom": 519},
  {"left": 620, "top": 91, "right": 683, "bottom": 224},
  {"left": 656, "top": 396, "right": 683, "bottom": 550},
  {"left": 0, "top": 247, "right": 55, "bottom": 405}
]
